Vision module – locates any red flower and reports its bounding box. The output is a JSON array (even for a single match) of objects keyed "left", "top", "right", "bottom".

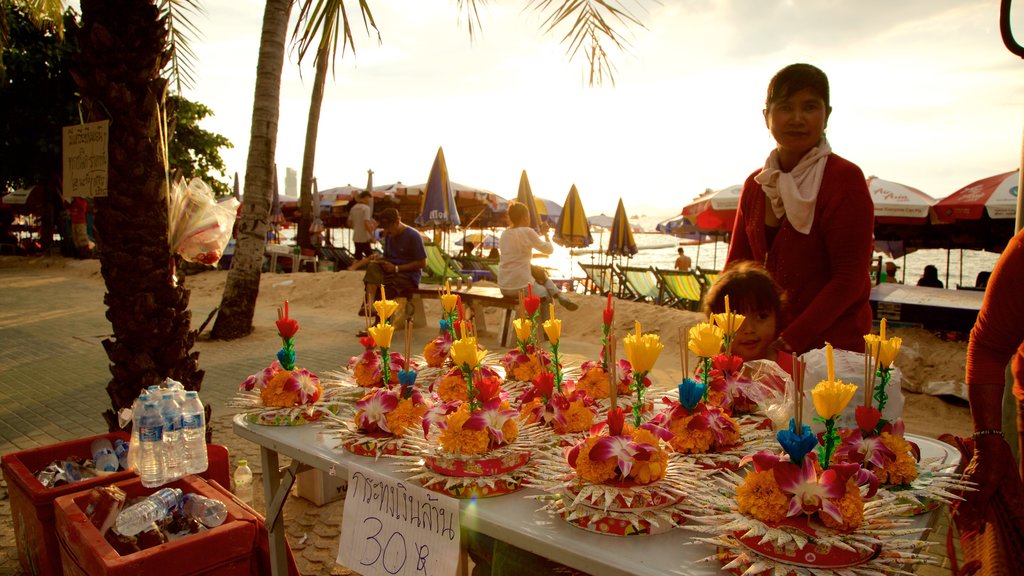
[
  {"left": 855, "top": 405, "right": 882, "bottom": 433},
  {"left": 532, "top": 371, "right": 555, "bottom": 400},
  {"left": 475, "top": 369, "right": 502, "bottom": 403},
  {"left": 607, "top": 407, "right": 625, "bottom": 436},
  {"left": 603, "top": 293, "right": 614, "bottom": 325},
  {"left": 359, "top": 336, "right": 376, "bottom": 350},
  {"left": 524, "top": 284, "right": 541, "bottom": 316},
  {"left": 276, "top": 300, "right": 299, "bottom": 339},
  {"left": 457, "top": 296, "right": 465, "bottom": 323}
]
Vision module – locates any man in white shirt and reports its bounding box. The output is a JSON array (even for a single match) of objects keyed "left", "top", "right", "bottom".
[
  {"left": 348, "top": 191, "right": 374, "bottom": 259},
  {"left": 498, "top": 202, "right": 577, "bottom": 317}
]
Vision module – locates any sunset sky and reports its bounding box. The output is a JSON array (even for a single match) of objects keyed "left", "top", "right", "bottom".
[{"left": 183, "top": 0, "right": 1024, "bottom": 220}]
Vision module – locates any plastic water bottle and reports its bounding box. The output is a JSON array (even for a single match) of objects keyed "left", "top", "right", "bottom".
[
  {"left": 137, "top": 402, "right": 165, "bottom": 487},
  {"left": 181, "top": 493, "right": 227, "bottom": 527},
  {"left": 113, "top": 438, "right": 129, "bottom": 471},
  {"left": 90, "top": 438, "right": 119, "bottom": 475},
  {"left": 159, "top": 393, "right": 186, "bottom": 483},
  {"left": 233, "top": 460, "right": 253, "bottom": 506},
  {"left": 115, "top": 487, "right": 182, "bottom": 537},
  {"left": 126, "top": 392, "right": 150, "bottom": 472},
  {"left": 180, "top": 391, "right": 208, "bottom": 475}
]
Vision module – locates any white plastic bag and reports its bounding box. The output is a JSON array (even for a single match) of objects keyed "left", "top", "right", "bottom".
[
  {"left": 794, "top": 346, "right": 905, "bottom": 433},
  {"left": 167, "top": 178, "right": 239, "bottom": 265}
]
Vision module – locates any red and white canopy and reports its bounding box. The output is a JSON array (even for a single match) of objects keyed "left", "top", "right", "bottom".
[
  {"left": 866, "top": 176, "right": 935, "bottom": 224},
  {"left": 933, "top": 170, "right": 1020, "bottom": 221},
  {"left": 681, "top": 184, "right": 742, "bottom": 231}
]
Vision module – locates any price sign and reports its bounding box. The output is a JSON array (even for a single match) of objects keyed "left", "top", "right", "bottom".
[
  {"left": 62, "top": 121, "right": 109, "bottom": 198},
  {"left": 338, "top": 463, "right": 460, "bottom": 576}
]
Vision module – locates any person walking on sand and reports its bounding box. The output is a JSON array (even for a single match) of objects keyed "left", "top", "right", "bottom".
[
  {"left": 727, "top": 63, "right": 873, "bottom": 355},
  {"left": 674, "top": 247, "right": 692, "bottom": 272},
  {"left": 498, "top": 201, "right": 577, "bottom": 316},
  {"left": 348, "top": 191, "right": 375, "bottom": 260}
]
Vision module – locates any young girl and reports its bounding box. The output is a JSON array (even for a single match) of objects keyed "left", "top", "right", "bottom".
[{"left": 702, "top": 260, "right": 788, "bottom": 366}]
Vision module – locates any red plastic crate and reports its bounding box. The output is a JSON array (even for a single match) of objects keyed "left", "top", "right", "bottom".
[
  {"left": 1, "top": 432, "right": 131, "bottom": 576},
  {"left": 1, "top": 434, "right": 230, "bottom": 576},
  {"left": 54, "top": 475, "right": 258, "bottom": 576}
]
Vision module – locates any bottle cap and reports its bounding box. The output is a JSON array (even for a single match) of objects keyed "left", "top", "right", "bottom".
[
  {"left": 238, "top": 459, "right": 248, "bottom": 466},
  {"left": 186, "top": 391, "right": 198, "bottom": 398}
]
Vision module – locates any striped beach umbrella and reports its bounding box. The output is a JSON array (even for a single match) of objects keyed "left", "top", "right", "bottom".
[
  {"left": 554, "top": 184, "right": 592, "bottom": 248},
  {"left": 607, "top": 198, "right": 637, "bottom": 257},
  {"left": 516, "top": 170, "right": 542, "bottom": 232},
  {"left": 415, "top": 147, "right": 461, "bottom": 228}
]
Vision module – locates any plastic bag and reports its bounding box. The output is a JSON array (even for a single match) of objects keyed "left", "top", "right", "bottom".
[
  {"left": 167, "top": 177, "right": 239, "bottom": 265},
  {"left": 795, "top": 346, "right": 905, "bottom": 433}
]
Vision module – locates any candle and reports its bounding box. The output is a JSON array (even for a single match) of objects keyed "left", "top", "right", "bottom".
[
  {"left": 880, "top": 318, "right": 886, "bottom": 341},
  {"left": 826, "top": 342, "right": 835, "bottom": 382},
  {"left": 549, "top": 302, "right": 556, "bottom": 322},
  {"left": 634, "top": 320, "right": 641, "bottom": 338}
]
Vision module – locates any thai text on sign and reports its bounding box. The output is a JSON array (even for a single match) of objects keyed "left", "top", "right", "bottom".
[
  {"left": 62, "top": 121, "right": 109, "bottom": 198},
  {"left": 338, "top": 463, "right": 460, "bottom": 576}
]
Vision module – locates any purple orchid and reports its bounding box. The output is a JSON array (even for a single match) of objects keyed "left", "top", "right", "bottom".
[
  {"left": 421, "top": 401, "right": 459, "bottom": 438},
  {"left": 831, "top": 461, "right": 880, "bottom": 498},
  {"left": 639, "top": 420, "right": 675, "bottom": 443},
  {"left": 240, "top": 362, "right": 280, "bottom": 391},
  {"left": 590, "top": 435, "right": 658, "bottom": 479},
  {"left": 284, "top": 368, "right": 321, "bottom": 404},
  {"left": 702, "top": 405, "right": 739, "bottom": 445},
  {"left": 463, "top": 398, "right": 519, "bottom": 445},
  {"left": 835, "top": 428, "right": 895, "bottom": 469},
  {"left": 773, "top": 455, "right": 845, "bottom": 523},
  {"left": 355, "top": 389, "right": 399, "bottom": 433}
]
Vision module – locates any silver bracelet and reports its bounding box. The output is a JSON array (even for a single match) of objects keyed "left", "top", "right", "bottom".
[{"left": 972, "top": 429, "right": 1003, "bottom": 439}]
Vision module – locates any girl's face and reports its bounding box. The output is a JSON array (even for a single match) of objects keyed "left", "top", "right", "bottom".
[
  {"left": 732, "top": 309, "right": 777, "bottom": 361},
  {"left": 764, "top": 87, "right": 830, "bottom": 162}
]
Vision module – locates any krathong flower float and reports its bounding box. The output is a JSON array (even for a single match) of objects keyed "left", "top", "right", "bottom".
[
  {"left": 234, "top": 301, "right": 341, "bottom": 425},
  {"left": 528, "top": 326, "right": 710, "bottom": 537},
  {"left": 343, "top": 288, "right": 410, "bottom": 388},
  {"left": 576, "top": 294, "right": 645, "bottom": 401},
  {"left": 500, "top": 285, "right": 553, "bottom": 383},
  {"left": 330, "top": 326, "right": 431, "bottom": 457},
  {"left": 831, "top": 321, "right": 967, "bottom": 513},
  {"left": 684, "top": 346, "right": 937, "bottom": 575},
  {"left": 395, "top": 327, "right": 547, "bottom": 498},
  {"left": 431, "top": 322, "right": 507, "bottom": 403},
  {"left": 421, "top": 280, "right": 460, "bottom": 369}
]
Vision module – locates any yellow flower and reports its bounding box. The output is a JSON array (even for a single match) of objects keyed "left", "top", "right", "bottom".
[
  {"left": 373, "top": 289, "right": 399, "bottom": 321},
  {"left": 688, "top": 322, "right": 724, "bottom": 358},
  {"left": 878, "top": 336, "right": 902, "bottom": 368},
  {"left": 711, "top": 312, "right": 746, "bottom": 338},
  {"left": 737, "top": 470, "right": 788, "bottom": 523},
  {"left": 440, "top": 293, "right": 459, "bottom": 314},
  {"left": 811, "top": 378, "right": 858, "bottom": 420},
  {"left": 543, "top": 318, "right": 561, "bottom": 345},
  {"left": 623, "top": 321, "right": 663, "bottom": 374},
  {"left": 512, "top": 317, "right": 533, "bottom": 344},
  {"left": 450, "top": 336, "right": 486, "bottom": 369},
  {"left": 820, "top": 479, "right": 864, "bottom": 532},
  {"left": 368, "top": 322, "right": 394, "bottom": 349},
  {"left": 877, "top": 433, "right": 919, "bottom": 485}
]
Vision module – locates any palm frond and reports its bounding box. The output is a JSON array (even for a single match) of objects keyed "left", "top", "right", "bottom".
[
  {"left": 160, "top": 0, "right": 204, "bottom": 93},
  {"left": 455, "top": 0, "right": 486, "bottom": 42},
  {"left": 528, "top": 0, "right": 647, "bottom": 86},
  {"left": 292, "top": 0, "right": 380, "bottom": 73}
]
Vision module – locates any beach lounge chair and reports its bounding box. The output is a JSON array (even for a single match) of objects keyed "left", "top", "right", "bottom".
[
  {"left": 618, "top": 265, "right": 661, "bottom": 302},
  {"left": 577, "top": 262, "right": 617, "bottom": 295},
  {"left": 655, "top": 268, "right": 704, "bottom": 310},
  {"left": 422, "top": 243, "right": 474, "bottom": 285},
  {"left": 695, "top": 266, "right": 719, "bottom": 294}
]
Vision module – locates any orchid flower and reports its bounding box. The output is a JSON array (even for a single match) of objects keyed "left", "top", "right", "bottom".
[
  {"left": 773, "top": 455, "right": 845, "bottom": 522},
  {"left": 241, "top": 363, "right": 280, "bottom": 391},
  {"left": 702, "top": 405, "right": 739, "bottom": 445},
  {"left": 835, "top": 428, "right": 894, "bottom": 469},
  {"left": 831, "top": 461, "right": 880, "bottom": 498},
  {"left": 591, "top": 435, "right": 659, "bottom": 479},
  {"left": 356, "top": 390, "right": 399, "bottom": 433},
  {"left": 463, "top": 398, "right": 518, "bottom": 444},
  {"left": 422, "top": 401, "right": 459, "bottom": 438}
]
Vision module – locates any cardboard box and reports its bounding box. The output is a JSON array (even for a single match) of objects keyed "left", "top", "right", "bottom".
[{"left": 296, "top": 468, "right": 346, "bottom": 506}]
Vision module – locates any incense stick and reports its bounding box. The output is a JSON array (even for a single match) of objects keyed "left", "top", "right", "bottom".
[
  {"left": 608, "top": 326, "right": 617, "bottom": 414},
  {"left": 794, "top": 355, "right": 804, "bottom": 430},
  {"left": 678, "top": 326, "right": 687, "bottom": 380},
  {"left": 863, "top": 345, "right": 871, "bottom": 408},
  {"left": 404, "top": 318, "right": 413, "bottom": 371},
  {"left": 364, "top": 294, "right": 372, "bottom": 331}
]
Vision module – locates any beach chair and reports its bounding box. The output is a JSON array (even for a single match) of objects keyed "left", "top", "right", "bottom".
[
  {"left": 453, "top": 255, "right": 496, "bottom": 282},
  {"left": 655, "top": 268, "right": 704, "bottom": 310},
  {"left": 422, "top": 243, "right": 474, "bottom": 285},
  {"left": 695, "top": 266, "right": 720, "bottom": 295},
  {"left": 577, "top": 262, "right": 616, "bottom": 295},
  {"left": 618, "top": 265, "right": 661, "bottom": 302}
]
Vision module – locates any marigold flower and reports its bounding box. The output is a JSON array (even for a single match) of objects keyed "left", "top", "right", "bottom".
[
  {"left": 623, "top": 321, "right": 663, "bottom": 374},
  {"left": 368, "top": 322, "right": 395, "bottom": 350},
  {"left": 819, "top": 478, "right": 864, "bottom": 532},
  {"left": 737, "top": 469, "right": 789, "bottom": 523},
  {"left": 811, "top": 378, "right": 858, "bottom": 420},
  {"left": 385, "top": 397, "right": 428, "bottom": 437},
  {"left": 666, "top": 413, "right": 714, "bottom": 454},
  {"left": 572, "top": 436, "right": 619, "bottom": 484},
  {"left": 876, "top": 432, "right": 919, "bottom": 485},
  {"left": 688, "top": 322, "right": 724, "bottom": 358}
]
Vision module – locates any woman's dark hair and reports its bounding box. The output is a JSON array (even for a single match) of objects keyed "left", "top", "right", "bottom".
[
  {"left": 702, "top": 260, "right": 786, "bottom": 319},
  {"left": 766, "top": 63, "right": 830, "bottom": 109}
]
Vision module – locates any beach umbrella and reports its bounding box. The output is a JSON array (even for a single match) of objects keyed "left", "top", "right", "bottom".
[
  {"left": 587, "top": 213, "right": 614, "bottom": 229},
  {"left": 554, "top": 184, "right": 592, "bottom": 248},
  {"left": 233, "top": 172, "right": 240, "bottom": 201},
  {"left": 415, "top": 147, "right": 461, "bottom": 229},
  {"left": 516, "top": 170, "right": 542, "bottom": 232},
  {"left": 681, "top": 184, "right": 743, "bottom": 232},
  {"left": 934, "top": 170, "right": 1019, "bottom": 222},
  {"left": 455, "top": 233, "right": 499, "bottom": 249},
  {"left": 270, "top": 165, "right": 286, "bottom": 226},
  {"left": 867, "top": 176, "right": 936, "bottom": 224},
  {"left": 536, "top": 197, "right": 562, "bottom": 226},
  {"left": 606, "top": 198, "right": 637, "bottom": 257},
  {"left": 309, "top": 177, "right": 324, "bottom": 235}
]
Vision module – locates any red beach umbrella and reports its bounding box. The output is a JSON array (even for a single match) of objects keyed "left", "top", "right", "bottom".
[{"left": 681, "top": 184, "right": 742, "bottom": 232}]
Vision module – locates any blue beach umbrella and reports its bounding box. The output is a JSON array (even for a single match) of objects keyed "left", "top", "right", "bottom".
[
  {"left": 516, "top": 170, "right": 542, "bottom": 232},
  {"left": 415, "top": 147, "right": 461, "bottom": 228},
  {"left": 607, "top": 198, "right": 637, "bottom": 257}
]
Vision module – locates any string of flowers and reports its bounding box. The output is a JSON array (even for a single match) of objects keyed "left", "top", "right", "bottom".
[
  {"left": 369, "top": 287, "right": 399, "bottom": 386},
  {"left": 811, "top": 343, "right": 858, "bottom": 470},
  {"left": 600, "top": 293, "right": 614, "bottom": 371},
  {"left": 864, "top": 318, "right": 902, "bottom": 417},
  {"left": 439, "top": 280, "right": 459, "bottom": 340},
  {"left": 687, "top": 322, "right": 724, "bottom": 402},
  {"left": 623, "top": 321, "right": 663, "bottom": 427},
  {"left": 544, "top": 303, "right": 563, "bottom": 392},
  {"left": 449, "top": 324, "right": 487, "bottom": 412},
  {"left": 276, "top": 300, "right": 299, "bottom": 370}
]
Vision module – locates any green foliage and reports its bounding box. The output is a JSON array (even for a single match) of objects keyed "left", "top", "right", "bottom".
[{"left": 167, "top": 95, "right": 233, "bottom": 198}]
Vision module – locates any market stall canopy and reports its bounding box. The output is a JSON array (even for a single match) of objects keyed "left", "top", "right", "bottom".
[{"left": 1, "top": 187, "right": 44, "bottom": 214}]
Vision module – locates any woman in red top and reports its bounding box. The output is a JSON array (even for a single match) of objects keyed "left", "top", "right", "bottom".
[{"left": 727, "top": 63, "right": 873, "bottom": 355}]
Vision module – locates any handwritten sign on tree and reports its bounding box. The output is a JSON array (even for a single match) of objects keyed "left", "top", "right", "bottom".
[
  {"left": 338, "top": 463, "right": 460, "bottom": 576},
  {"left": 62, "top": 121, "right": 109, "bottom": 198}
]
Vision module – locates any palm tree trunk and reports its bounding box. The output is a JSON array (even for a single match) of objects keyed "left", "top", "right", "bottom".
[
  {"left": 296, "top": 44, "right": 329, "bottom": 250},
  {"left": 212, "top": 0, "right": 293, "bottom": 340},
  {"left": 74, "top": 0, "right": 203, "bottom": 431}
]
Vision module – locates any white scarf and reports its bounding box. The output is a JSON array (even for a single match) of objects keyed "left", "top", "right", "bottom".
[{"left": 754, "top": 138, "right": 832, "bottom": 235}]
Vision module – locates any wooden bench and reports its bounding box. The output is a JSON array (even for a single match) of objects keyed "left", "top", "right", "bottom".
[{"left": 412, "top": 285, "right": 518, "bottom": 346}]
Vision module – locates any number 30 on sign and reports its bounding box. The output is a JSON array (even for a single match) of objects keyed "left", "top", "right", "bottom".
[{"left": 338, "top": 465, "right": 460, "bottom": 576}]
